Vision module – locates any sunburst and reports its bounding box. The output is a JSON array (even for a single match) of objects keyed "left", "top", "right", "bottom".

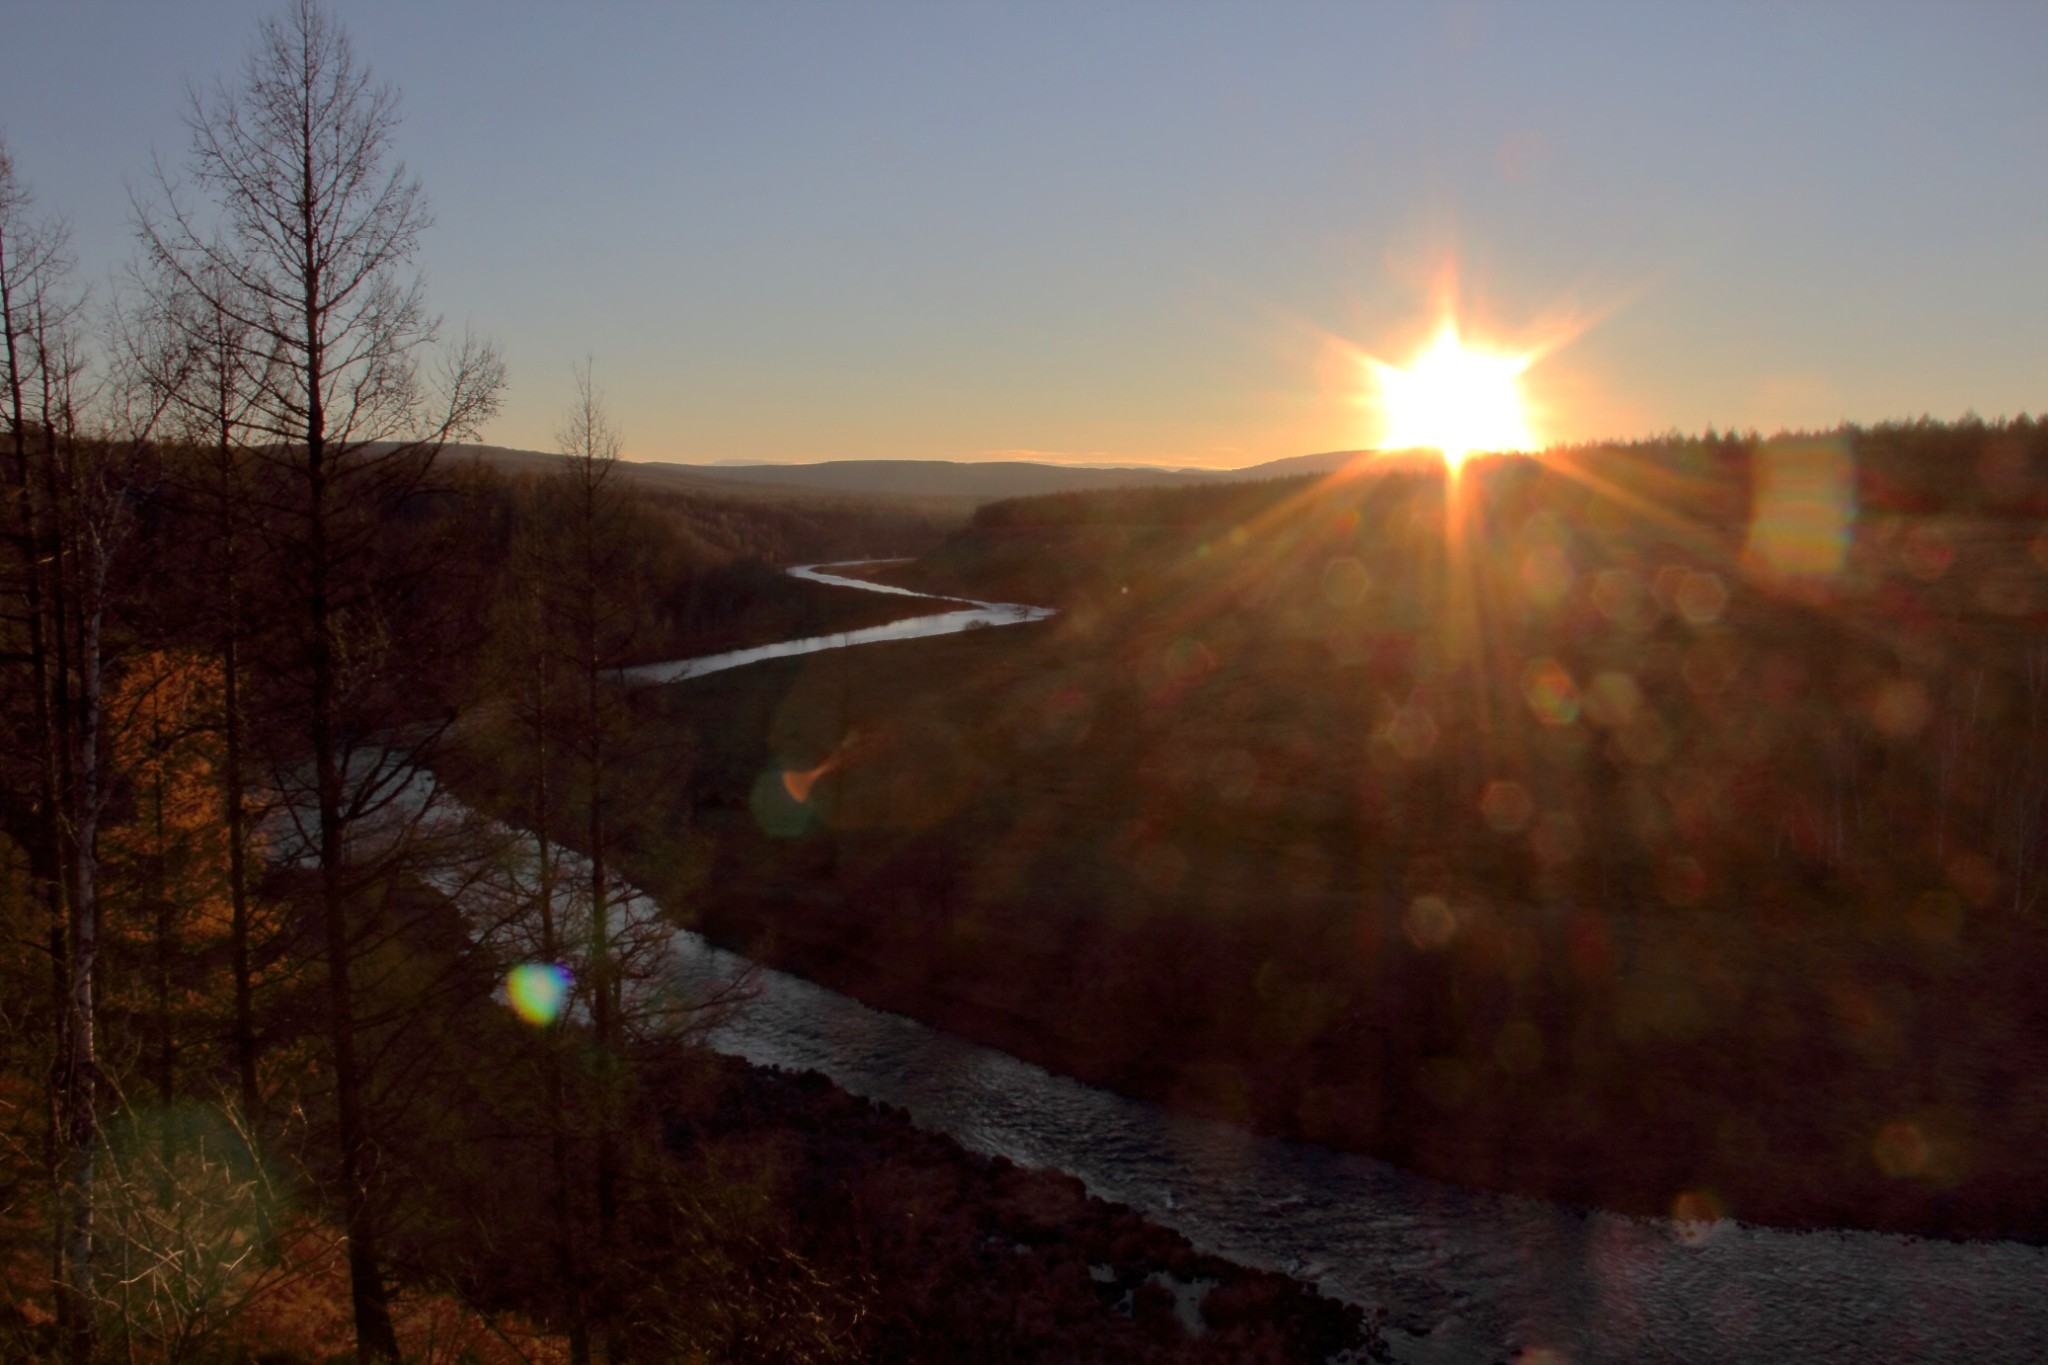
[{"left": 1367, "top": 321, "right": 1538, "bottom": 471}]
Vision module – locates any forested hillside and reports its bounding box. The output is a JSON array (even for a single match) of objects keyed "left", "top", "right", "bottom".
[{"left": 627, "top": 417, "right": 2048, "bottom": 1242}]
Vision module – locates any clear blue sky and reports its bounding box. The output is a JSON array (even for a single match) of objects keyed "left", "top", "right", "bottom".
[{"left": 4, "top": 1, "right": 2044, "bottom": 467}]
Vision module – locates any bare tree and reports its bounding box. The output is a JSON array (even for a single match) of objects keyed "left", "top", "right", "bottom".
[
  {"left": 0, "top": 132, "right": 86, "bottom": 1360},
  {"left": 555, "top": 363, "right": 632, "bottom": 1364},
  {"left": 482, "top": 549, "right": 594, "bottom": 1364},
  {"left": 43, "top": 300, "right": 112, "bottom": 1365},
  {"left": 523, "top": 363, "right": 643, "bottom": 1364},
  {"left": 467, "top": 362, "right": 741, "bottom": 1362},
  {"left": 129, "top": 250, "right": 284, "bottom": 1127},
  {"left": 136, "top": 4, "right": 503, "bottom": 1359},
  {"left": 3, "top": 135, "right": 192, "bottom": 1361}
]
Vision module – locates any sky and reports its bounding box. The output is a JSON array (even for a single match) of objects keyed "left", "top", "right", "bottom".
[{"left": 3, "top": 1, "right": 2045, "bottom": 469}]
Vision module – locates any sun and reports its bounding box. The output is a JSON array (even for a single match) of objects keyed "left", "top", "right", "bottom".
[{"left": 1368, "top": 322, "right": 1537, "bottom": 470}]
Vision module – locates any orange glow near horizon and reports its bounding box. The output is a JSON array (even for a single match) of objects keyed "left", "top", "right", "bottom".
[{"left": 1366, "top": 320, "right": 1539, "bottom": 472}]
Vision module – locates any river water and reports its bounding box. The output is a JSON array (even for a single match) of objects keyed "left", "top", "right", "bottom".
[
  {"left": 631, "top": 563, "right": 2048, "bottom": 1363},
  {"left": 619, "top": 563, "right": 1053, "bottom": 686}
]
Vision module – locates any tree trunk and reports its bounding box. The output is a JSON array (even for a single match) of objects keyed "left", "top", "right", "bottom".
[
  {"left": 308, "top": 423, "right": 402, "bottom": 1364},
  {"left": 214, "top": 422, "right": 261, "bottom": 1124},
  {"left": 224, "top": 621, "right": 259, "bottom": 1123},
  {"left": 533, "top": 723, "right": 591, "bottom": 1365},
  {"left": 0, "top": 210, "right": 74, "bottom": 1349},
  {"left": 64, "top": 535, "right": 106, "bottom": 1365}
]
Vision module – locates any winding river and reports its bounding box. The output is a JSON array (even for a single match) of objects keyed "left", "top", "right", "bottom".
[
  {"left": 637, "top": 565, "right": 2048, "bottom": 1364},
  {"left": 620, "top": 563, "right": 1054, "bottom": 687}
]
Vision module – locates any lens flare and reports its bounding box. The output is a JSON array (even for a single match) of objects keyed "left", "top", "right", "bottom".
[
  {"left": 1368, "top": 321, "right": 1537, "bottom": 470},
  {"left": 1521, "top": 657, "right": 1581, "bottom": 726},
  {"left": 1744, "top": 436, "right": 1856, "bottom": 582},
  {"left": 505, "top": 961, "right": 571, "bottom": 1026}
]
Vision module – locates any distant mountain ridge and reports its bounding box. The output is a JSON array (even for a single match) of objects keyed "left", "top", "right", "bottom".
[
  {"left": 636, "top": 458, "right": 1210, "bottom": 499},
  {"left": 448, "top": 443, "right": 1371, "bottom": 503}
]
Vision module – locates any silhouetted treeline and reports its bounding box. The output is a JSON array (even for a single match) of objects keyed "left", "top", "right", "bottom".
[
  {"left": 971, "top": 416, "right": 2048, "bottom": 535},
  {"left": 973, "top": 475, "right": 1315, "bottom": 529},
  {"left": 1550, "top": 414, "right": 2048, "bottom": 518}
]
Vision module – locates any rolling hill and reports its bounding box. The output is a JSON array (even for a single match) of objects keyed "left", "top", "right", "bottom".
[{"left": 446, "top": 443, "right": 1372, "bottom": 504}]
